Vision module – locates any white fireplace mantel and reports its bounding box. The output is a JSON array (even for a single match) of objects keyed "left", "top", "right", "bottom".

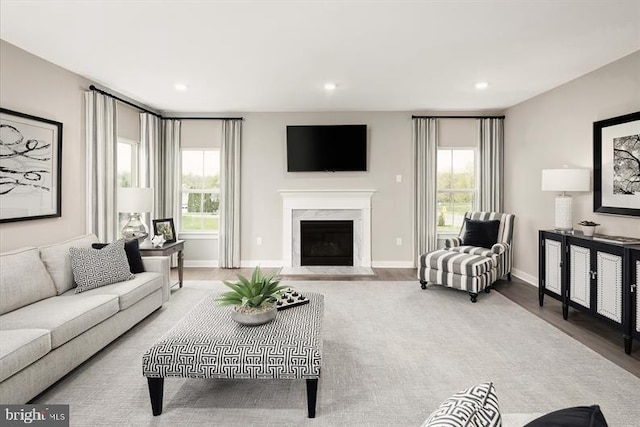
[{"left": 279, "top": 190, "right": 375, "bottom": 267}]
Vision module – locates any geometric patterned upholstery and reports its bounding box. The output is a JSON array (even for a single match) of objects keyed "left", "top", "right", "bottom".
[
  {"left": 419, "top": 249, "right": 498, "bottom": 296},
  {"left": 421, "top": 250, "right": 497, "bottom": 276},
  {"left": 143, "top": 292, "right": 324, "bottom": 380},
  {"left": 421, "top": 382, "right": 502, "bottom": 427},
  {"left": 446, "top": 211, "right": 515, "bottom": 280}
]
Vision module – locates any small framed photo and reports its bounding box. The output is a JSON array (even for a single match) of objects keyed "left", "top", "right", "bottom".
[{"left": 153, "top": 218, "right": 177, "bottom": 243}]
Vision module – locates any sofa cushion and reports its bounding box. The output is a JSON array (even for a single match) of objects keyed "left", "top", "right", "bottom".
[
  {"left": 0, "top": 247, "right": 57, "bottom": 315},
  {"left": 39, "top": 234, "right": 99, "bottom": 294},
  {"left": 66, "top": 272, "right": 163, "bottom": 310},
  {"left": 0, "top": 294, "right": 119, "bottom": 349},
  {"left": 462, "top": 219, "right": 501, "bottom": 249},
  {"left": 70, "top": 240, "right": 134, "bottom": 293},
  {"left": 524, "top": 405, "right": 608, "bottom": 427},
  {"left": 92, "top": 239, "right": 145, "bottom": 274},
  {"left": 0, "top": 329, "right": 51, "bottom": 382},
  {"left": 422, "top": 382, "right": 501, "bottom": 427},
  {"left": 420, "top": 249, "right": 496, "bottom": 275}
]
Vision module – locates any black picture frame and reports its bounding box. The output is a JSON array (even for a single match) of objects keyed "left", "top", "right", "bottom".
[
  {"left": 153, "top": 218, "right": 177, "bottom": 243},
  {"left": 0, "top": 108, "right": 63, "bottom": 223},
  {"left": 593, "top": 111, "right": 640, "bottom": 217}
]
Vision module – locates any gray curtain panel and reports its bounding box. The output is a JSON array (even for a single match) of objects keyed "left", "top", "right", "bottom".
[
  {"left": 414, "top": 118, "right": 439, "bottom": 261},
  {"left": 219, "top": 120, "right": 242, "bottom": 268},
  {"left": 478, "top": 118, "right": 504, "bottom": 212},
  {"left": 139, "top": 113, "right": 162, "bottom": 225},
  {"left": 85, "top": 91, "right": 118, "bottom": 242},
  {"left": 161, "top": 119, "right": 181, "bottom": 221}
]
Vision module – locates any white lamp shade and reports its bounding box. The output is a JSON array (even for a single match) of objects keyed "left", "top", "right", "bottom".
[
  {"left": 541, "top": 168, "right": 590, "bottom": 192},
  {"left": 117, "top": 187, "right": 153, "bottom": 213}
]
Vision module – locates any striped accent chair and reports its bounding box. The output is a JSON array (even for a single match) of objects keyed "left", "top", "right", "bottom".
[
  {"left": 445, "top": 212, "right": 515, "bottom": 281},
  {"left": 418, "top": 211, "right": 515, "bottom": 302}
]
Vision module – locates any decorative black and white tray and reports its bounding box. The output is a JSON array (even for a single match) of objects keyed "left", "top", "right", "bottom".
[{"left": 276, "top": 289, "right": 310, "bottom": 311}]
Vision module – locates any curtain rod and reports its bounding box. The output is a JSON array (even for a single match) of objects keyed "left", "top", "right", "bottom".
[
  {"left": 412, "top": 115, "right": 505, "bottom": 119},
  {"left": 89, "top": 85, "right": 243, "bottom": 121}
]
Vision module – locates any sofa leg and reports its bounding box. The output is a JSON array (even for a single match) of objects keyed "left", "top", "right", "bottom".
[
  {"left": 420, "top": 280, "right": 428, "bottom": 290},
  {"left": 507, "top": 273, "right": 512, "bottom": 281},
  {"left": 469, "top": 292, "right": 478, "bottom": 303}
]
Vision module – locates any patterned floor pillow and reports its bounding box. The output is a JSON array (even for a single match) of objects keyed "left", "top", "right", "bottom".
[{"left": 422, "top": 382, "right": 501, "bottom": 427}]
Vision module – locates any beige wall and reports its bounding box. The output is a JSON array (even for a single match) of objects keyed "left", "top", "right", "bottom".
[
  {"left": 240, "top": 112, "right": 414, "bottom": 266},
  {"left": 504, "top": 50, "right": 640, "bottom": 284},
  {"left": 0, "top": 40, "right": 91, "bottom": 252}
]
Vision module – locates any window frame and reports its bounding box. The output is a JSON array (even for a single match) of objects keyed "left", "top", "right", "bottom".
[
  {"left": 179, "top": 148, "right": 221, "bottom": 236},
  {"left": 436, "top": 147, "right": 478, "bottom": 235}
]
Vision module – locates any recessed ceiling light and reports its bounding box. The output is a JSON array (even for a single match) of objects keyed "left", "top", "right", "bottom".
[
  {"left": 475, "top": 81, "right": 489, "bottom": 90},
  {"left": 174, "top": 83, "right": 188, "bottom": 91},
  {"left": 324, "top": 82, "right": 337, "bottom": 91}
]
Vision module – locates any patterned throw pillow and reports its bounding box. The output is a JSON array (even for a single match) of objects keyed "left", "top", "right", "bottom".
[
  {"left": 422, "top": 382, "right": 501, "bottom": 427},
  {"left": 92, "top": 239, "right": 145, "bottom": 273},
  {"left": 70, "top": 239, "right": 134, "bottom": 293}
]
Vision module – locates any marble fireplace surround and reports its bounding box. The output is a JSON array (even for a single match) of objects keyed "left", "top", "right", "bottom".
[{"left": 279, "top": 190, "right": 375, "bottom": 268}]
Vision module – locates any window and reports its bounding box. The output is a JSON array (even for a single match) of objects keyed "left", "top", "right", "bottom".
[
  {"left": 181, "top": 149, "right": 220, "bottom": 233},
  {"left": 437, "top": 149, "right": 476, "bottom": 232}
]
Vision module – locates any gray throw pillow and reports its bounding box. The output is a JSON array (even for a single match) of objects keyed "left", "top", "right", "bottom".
[{"left": 70, "top": 239, "right": 134, "bottom": 293}]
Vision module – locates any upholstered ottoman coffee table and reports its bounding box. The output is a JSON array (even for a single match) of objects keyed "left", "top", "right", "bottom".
[
  {"left": 418, "top": 249, "right": 498, "bottom": 302},
  {"left": 142, "top": 291, "right": 324, "bottom": 417}
]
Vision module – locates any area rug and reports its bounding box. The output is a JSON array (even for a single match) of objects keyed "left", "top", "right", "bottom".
[{"left": 34, "top": 280, "right": 640, "bottom": 426}]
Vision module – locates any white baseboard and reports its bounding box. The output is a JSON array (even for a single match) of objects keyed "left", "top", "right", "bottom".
[
  {"left": 184, "top": 260, "right": 218, "bottom": 268},
  {"left": 240, "top": 260, "right": 285, "bottom": 268},
  {"left": 371, "top": 261, "right": 414, "bottom": 268},
  {"left": 511, "top": 268, "right": 537, "bottom": 287}
]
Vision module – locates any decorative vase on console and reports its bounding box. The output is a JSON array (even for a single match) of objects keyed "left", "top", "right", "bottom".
[{"left": 578, "top": 220, "right": 599, "bottom": 237}]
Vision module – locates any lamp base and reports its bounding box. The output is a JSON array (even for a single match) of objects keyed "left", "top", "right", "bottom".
[
  {"left": 554, "top": 195, "right": 573, "bottom": 231},
  {"left": 121, "top": 213, "right": 149, "bottom": 243}
]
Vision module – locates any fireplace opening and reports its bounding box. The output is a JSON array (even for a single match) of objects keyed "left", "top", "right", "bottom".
[{"left": 300, "top": 220, "right": 354, "bottom": 266}]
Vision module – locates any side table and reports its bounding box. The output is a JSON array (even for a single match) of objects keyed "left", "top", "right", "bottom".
[{"left": 139, "top": 240, "right": 185, "bottom": 288}]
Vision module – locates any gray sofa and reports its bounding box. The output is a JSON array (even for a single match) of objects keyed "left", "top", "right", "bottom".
[{"left": 0, "top": 234, "right": 170, "bottom": 404}]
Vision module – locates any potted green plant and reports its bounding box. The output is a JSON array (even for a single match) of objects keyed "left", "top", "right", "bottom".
[
  {"left": 216, "top": 266, "right": 287, "bottom": 326},
  {"left": 578, "top": 220, "right": 600, "bottom": 237}
]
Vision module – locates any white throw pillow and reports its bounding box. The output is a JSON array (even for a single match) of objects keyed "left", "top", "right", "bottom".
[{"left": 70, "top": 239, "right": 134, "bottom": 293}]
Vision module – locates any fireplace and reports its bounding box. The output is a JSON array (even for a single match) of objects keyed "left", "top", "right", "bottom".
[{"left": 301, "top": 220, "right": 354, "bottom": 266}]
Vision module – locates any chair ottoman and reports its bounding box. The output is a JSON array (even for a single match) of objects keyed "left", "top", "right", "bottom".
[{"left": 418, "top": 249, "right": 498, "bottom": 302}]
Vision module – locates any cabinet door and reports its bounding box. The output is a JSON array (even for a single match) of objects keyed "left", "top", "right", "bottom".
[
  {"left": 596, "top": 251, "right": 623, "bottom": 324},
  {"left": 637, "top": 260, "right": 640, "bottom": 334},
  {"left": 569, "top": 245, "right": 591, "bottom": 308},
  {"left": 544, "top": 239, "right": 562, "bottom": 295}
]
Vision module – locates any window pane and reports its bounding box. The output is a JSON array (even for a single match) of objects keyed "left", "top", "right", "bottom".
[
  {"left": 180, "top": 149, "right": 220, "bottom": 232},
  {"left": 117, "top": 142, "right": 132, "bottom": 188},
  {"left": 437, "top": 192, "right": 455, "bottom": 231},
  {"left": 451, "top": 150, "right": 474, "bottom": 189},
  {"left": 437, "top": 150, "right": 452, "bottom": 190}
]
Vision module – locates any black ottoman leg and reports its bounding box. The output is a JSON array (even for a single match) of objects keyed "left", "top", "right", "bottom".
[
  {"left": 420, "top": 280, "right": 428, "bottom": 290},
  {"left": 484, "top": 285, "right": 491, "bottom": 293},
  {"left": 306, "top": 378, "right": 318, "bottom": 418},
  {"left": 147, "top": 377, "right": 164, "bottom": 416},
  {"left": 469, "top": 292, "right": 478, "bottom": 303}
]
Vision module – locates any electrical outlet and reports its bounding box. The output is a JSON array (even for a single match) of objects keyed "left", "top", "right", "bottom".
[
  {"left": 256, "top": 237, "right": 262, "bottom": 246},
  {"left": 396, "top": 174, "right": 402, "bottom": 183},
  {"left": 396, "top": 237, "right": 402, "bottom": 246}
]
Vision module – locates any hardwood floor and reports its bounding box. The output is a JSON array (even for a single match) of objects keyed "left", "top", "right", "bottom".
[{"left": 172, "top": 267, "right": 639, "bottom": 378}]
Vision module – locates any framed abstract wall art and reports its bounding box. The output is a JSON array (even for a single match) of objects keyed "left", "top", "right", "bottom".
[
  {"left": 593, "top": 111, "right": 640, "bottom": 217},
  {"left": 0, "top": 108, "right": 63, "bottom": 223}
]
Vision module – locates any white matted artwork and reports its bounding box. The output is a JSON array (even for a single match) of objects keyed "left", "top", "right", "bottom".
[
  {"left": 594, "top": 111, "right": 640, "bottom": 217},
  {"left": 0, "top": 108, "right": 63, "bottom": 223}
]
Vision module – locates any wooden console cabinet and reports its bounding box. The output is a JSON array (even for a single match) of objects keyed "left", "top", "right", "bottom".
[{"left": 538, "top": 230, "right": 640, "bottom": 354}]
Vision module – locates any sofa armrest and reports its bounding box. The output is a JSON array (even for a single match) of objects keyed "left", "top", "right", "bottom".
[
  {"left": 491, "top": 242, "right": 509, "bottom": 255},
  {"left": 444, "top": 237, "right": 463, "bottom": 248},
  {"left": 142, "top": 256, "right": 170, "bottom": 303}
]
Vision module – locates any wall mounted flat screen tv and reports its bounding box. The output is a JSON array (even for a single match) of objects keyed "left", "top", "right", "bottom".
[{"left": 286, "top": 124, "right": 367, "bottom": 172}]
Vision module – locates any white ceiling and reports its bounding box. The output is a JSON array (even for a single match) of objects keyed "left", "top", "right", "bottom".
[{"left": 1, "top": 1, "right": 639, "bottom": 114}]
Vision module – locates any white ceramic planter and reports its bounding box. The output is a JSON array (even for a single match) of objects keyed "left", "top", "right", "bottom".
[
  {"left": 231, "top": 305, "right": 277, "bottom": 326},
  {"left": 581, "top": 225, "right": 597, "bottom": 237}
]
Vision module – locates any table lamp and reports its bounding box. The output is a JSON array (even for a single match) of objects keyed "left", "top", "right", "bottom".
[
  {"left": 541, "top": 167, "right": 590, "bottom": 231},
  {"left": 117, "top": 187, "right": 153, "bottom": 242}
]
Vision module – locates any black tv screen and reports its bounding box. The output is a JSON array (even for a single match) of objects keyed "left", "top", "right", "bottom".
[{"left": 286, "top": 125, "right": 367, "bottom": 172}]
